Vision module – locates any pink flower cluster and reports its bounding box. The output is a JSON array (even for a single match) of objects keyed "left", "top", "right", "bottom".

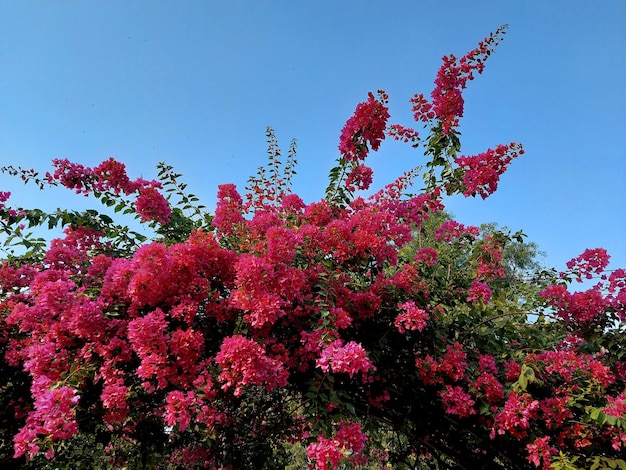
[
  {"left": 565, "top": 247, "right": 610, "bottom": 281},
  {"left": 434, "top": 220, "right": 480, "bottom": 243},
  {"left": 476, "top": 235, "right": 505, "bottom": 280},
  {"left": 386, "top": 124, "right": 420, "bottom": 147},
  {"left": 395, "top": 300, "right": 429, "bottom": 333},
  {"left": 46, "top": 157, "right": 171, "bottom": 224},
  {"left": 316, "top": 340, "right": 375, "bottom": 379},
  {"left": 0, "top": 191, "right": 10, "bottom": 211},
  {"left": 414, "top": 247, "right": 438, "bottom": 266},
  {"left": 541, "top": 251, "right": 626, "bottom": 326},
  {"left": 215, "top": 335, "right": 289, "bottom": 396},
  {"left": 344, "top": 164, "right": 374, "bottom": 192},
  {"left": 526, "top": 436, "right": 556, "bottom": 469},
  {"left": 467, "top": 281, "right": 492, "bottom": 305},
  {"left": 135, "top": 185, "right": 171, "bottom": 224},
  {"left": 491, "top": 391, "right": 540, "bottom": 439},
  {"left": 127, "top": 308, "right": 170, "bottom": 388},
  {"left": 603, "top": 392, "right": 626, "bottom": 418},
  {"left": 540, "top": 284, "right": 608, "bottom": 325},
  {"left": 13, "top": 386, "right": 80, "bottom": 459},
  {"left": 528, "top": 349, "right": 614, "bottom": 388},
  {"left": 411, "top": 26, "right": 507, "bottom": 134},
  {"left": 474, "top": 370, "right": 504, "bottom": 405},
  {"left": 306, "top": 421, "right": 368, "bottom": 470},
  {"left": 213, "top": 183, "right": 245, "bottom": 236},
  {"left": 3, "top": 26, "right": 626, "bottom": 470},
  {"left": 338, "top": 91, "right": 390, "bottom": 162},
  {"left": 439, "top": 385, "right": 476, "bottom": 418},
  {"left": 608, "top": 269, "right": 626, "bottom": 320},
  {"left": 164, "top": 390, "right": 201, "bottom": 432},
  {"left": 454, "top": 142, "right": 524, "bottom": 199},
  {"left": 415, "top": 342, "right": 468, "bottom": 385}
]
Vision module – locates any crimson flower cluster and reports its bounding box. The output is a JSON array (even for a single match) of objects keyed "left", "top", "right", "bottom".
[
  {"left": 411, "top": 25, "right": 508, "bottom": 135},
  {"left": 338, "top": 91, "right": 390, "bottom": 163},
  {"left": 540, "top": 249, "right": 626, "bottom": 326},
  {"left": 45, "top": 157, "right": 171, "bottom": 224},
  {"left": 454, "top": 142, "right": 525, "bottom": 199}
]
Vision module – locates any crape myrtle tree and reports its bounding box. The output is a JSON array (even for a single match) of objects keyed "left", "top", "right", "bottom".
[{"left": 1, "top": 25, "right": 625, "bottom": 469}]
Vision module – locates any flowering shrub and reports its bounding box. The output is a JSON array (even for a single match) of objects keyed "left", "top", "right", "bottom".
[{"left": 1, "top": 25, "right": 625, "bottom": 470}]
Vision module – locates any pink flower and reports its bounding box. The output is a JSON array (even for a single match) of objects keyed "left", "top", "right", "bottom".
[
  {"left": 127, "top": 308, "right": 170, "bottom": 388},
  {"left": 415, "top": 355, "right": 442, "bottom": 385},
  {"left": 467, "top": 281, "right": 492, "bottom": 305},
  {"left": 127, "top": 243, "right": 174, "bottom": 307},
  {"left": 164, "top": 390, "right": 199, "bottom": 432},
  {"left": 439, "top": 342, "right": 467, "bottom": 382},
  {"left": 93, "top": 157, "right": 135, "bottom": 195},
  {"left": 414, "top": 247, "right": 438, "bottom": 266},
  {"left": 46, "top": 158, "right": 95, "bottom": 194},
  {"left": 338, "top": 92, "right": 390, "bottom": 162},
  {"left": 335, "top": 421, "right": 368, "bottom": 453},
  {"left": 280, "top": 193, "right": 306, "bottom": 213},
  {"left": 0, "top": 190, "right": 10, "bottom": 210},
  {"left": 526, "top": 436, "right": 556, "bottom": 469},
  {"left": 13, "top": 386, "right": 80, "bottom": 459},
  {"left": 491, "top": 392, "right": 539, "bottom": 439},
  {"left": 307, "top": 422, "right": 368, "bottom": 470},
  {"left": 440, "top": 385, "right": 476, "bottom": 418},
  {"left": 566, "top": 248, "right": 610, "bottom": 281},
  {"left": 135, "top": 184, "right": 171, "bottom": 224},
  {"left": 387, "top": 124, "right": 420, "bottom": 146},
  {"left": 434, "top": 220, "right": 480, "bottom": 243},
  {"left": 455, "top": 143, "right": 524, "bottom": 199},
  {"left": 215, "top": 335, "right": 288, "bottom": 396},
  {"left": 316, "top": 340, "right": 375, "bottom": 378},
  {"left": 306, "top": 437, "right": 344, "bottom": 470},
  {"left": 213, "top": 183, "right": 245, "bottom": 236},
  {"left": 101, "top": 377, "right": 130, "bottom": 424},
  {"left": 395, "top": 300, "right": 429, "bottom": 333},
  {"left": 428, "top": 27, "right": 507, "bottom": 134},
  {"left": 604, "top": 392, "right": 626, "bottom": 418},
  {"left": 410, "top": 93, "right": 435, "bottom": 123},
  {"left": 478, "top": 354, "right": 498, "bottom": 375},
  {"left": 540, "top": 284, "right": 608, "bottom": 325},
  {"left": 539, "top": 396, "right": 572, "bottom": 429},
  {"left": 476, "top": 235, "right": 505, "bottom": 279},
  {"left": 475, "top": 372, "right": 504, "bottom": 405},
  {"left": 345, "top": 164, "right": 374, "bottom": 192}
]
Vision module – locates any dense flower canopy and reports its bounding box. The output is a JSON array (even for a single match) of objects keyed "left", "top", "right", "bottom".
[{"left": 0, "top": 26, "right": 625, "bottom": 470}]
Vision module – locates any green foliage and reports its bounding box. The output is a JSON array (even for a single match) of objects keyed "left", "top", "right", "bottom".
[
  {"left": 246, "top": 127, "right": 298, "bottom": 208},
  {"left": 422, "top": 123, "right": 464, "bottom": 193}
]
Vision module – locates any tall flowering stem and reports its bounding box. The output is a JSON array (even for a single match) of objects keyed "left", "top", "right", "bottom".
[{"left": 326, "top": 91, "right": 390, "bottom": 206}]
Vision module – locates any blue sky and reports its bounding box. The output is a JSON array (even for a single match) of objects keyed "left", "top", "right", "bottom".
[{"left": 1, "top": 1, "right": 624, "bottom": 273}]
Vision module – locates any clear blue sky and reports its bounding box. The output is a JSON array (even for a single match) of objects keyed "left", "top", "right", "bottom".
[{"left": 1, "top": 1, "right": 624, "bottom": 273}]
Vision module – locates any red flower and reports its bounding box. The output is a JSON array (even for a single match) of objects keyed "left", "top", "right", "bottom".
[
  {"left": 345, "top": 164, "right": 374, "bottom": 192},
  {"left": 492, "top": 392, "right": 540, "bottom": 439},
  {"left": 395, "top": 300, "right": 429, "bottom": 333},
  {"left": 135, "top": 184, "right": 171, "bottom": 224},
  {"left": 213, "top": 183, "right": 245, "bottom": 236},
  {"left": 526, "top": 436, "right": 556, "bottom": 469},
  {"left": 338, "top": 92, "right": 390, "bottom": 162},
  {"left": 215, "top": 335, "right": 288, "bottom": 396},
  {"left": 455, "top": 143, "right": 524, "bottom": 199},
  {"left": 467, "top": 281, "right": 492, "bottom": 305},
  {"left": 566, "top": 248, "right": 610, "bottom": 282},
  {"left": 316, "top": 340, "right": 375, "bottom": 379},
  {"left": 440, "top": 385, "right": 476, "bottom": 418}
]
